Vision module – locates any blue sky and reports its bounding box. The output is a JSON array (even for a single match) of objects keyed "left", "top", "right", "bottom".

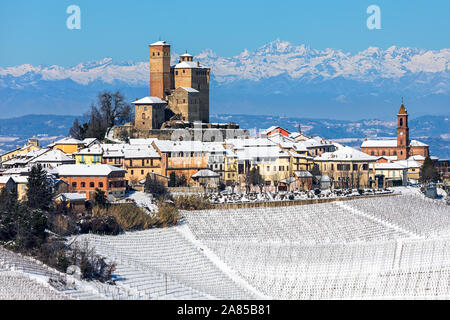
[{"left": 1, "top": 0, "right": 449, "bottom": 67}]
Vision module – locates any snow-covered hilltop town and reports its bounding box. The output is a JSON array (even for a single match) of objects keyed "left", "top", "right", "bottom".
[{"left": 0, "top": 40, "right": 449, "bottom": 301}]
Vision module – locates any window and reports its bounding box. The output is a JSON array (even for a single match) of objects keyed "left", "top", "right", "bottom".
[
  {"left": 72, "top": 182, "right": 77, "bottom": 188},
  {"left": 81, "top": 182, "right": 86, "bottom": 188},
  {"left": 371, "top": 151, "right": 374, "bottom": 156},
  {"left": 98, "top": 182, "right": 103, "bottom": 188},
  {"left": 131, "top": 170, "right": 134, "bottom": 175},
  {"left": 337, "top": 164, "right": 350, "bottom": 171},
  {"left": 141, "top": 170, "right": 144, "bottom": 175},
  {"left": 267, "top": 166, "right": 270, "bottom": 172},
  {"left": 353, "top": 164, "right": 358, "bottom": 171},
  {"left": 362, "top": 164, "right": 369, "bottom": 170},
  {"left": 176, "top": 71, "right": 178, "bottom": 75},
  {"left": 89, "top": 182, "right": 94, "bottom": 188},
  {"left": 142, "top": 113, "right": 146, "bottom": 120},
  {"left": 400, "top": 118, "right": 403, "bottom": 126}
]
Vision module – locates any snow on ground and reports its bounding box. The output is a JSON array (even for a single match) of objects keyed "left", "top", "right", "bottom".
[
  {"left": 75, "top": 227, "right": 255, "bottom": 300},
  {"left": 124, "top": 191, "right": 158, "bottom": 214},
  {"left": 182, "top": 198, "right": 450, "bottom": 299}
]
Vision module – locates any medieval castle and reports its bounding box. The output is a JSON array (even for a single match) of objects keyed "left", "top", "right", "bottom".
[
  {"left": 111, "top": 40, "right": 246, "bottom": 140},
  {"left": 134, "top": 40, "right": 211, "bottom": 130}
]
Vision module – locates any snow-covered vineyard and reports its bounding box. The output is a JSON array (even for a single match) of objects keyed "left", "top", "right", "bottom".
[{"left": 1, "top": 191, "right": 449, "bottom": 299}]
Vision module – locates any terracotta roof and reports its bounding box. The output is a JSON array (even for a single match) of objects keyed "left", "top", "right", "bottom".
[{"left": 398, "top": 103, "right": 407, "bottom": 115}]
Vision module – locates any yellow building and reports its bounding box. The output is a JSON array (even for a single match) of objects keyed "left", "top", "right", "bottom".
[
  {"left": 52, "top": 137, "right": 85, "bottom": 154},
  {"left": 224, "top": 150, "right": 238, "bottom": 186},
  {"left": 371, "top": 162, "right": 407, "bottom": 187},
  {"left": 314, "top": 146, "right": 377, "bottom": 189},
  {"left": 152, "top": 140, "right": 209, "bottom": 184},
  {"left": 74, "top": 146, "right": 103, "bottom": 165},
  {"left": 123, "top": 147, "right": 162, "bottom": 183},
  {"left": 12, "top": 176, "right": 28, "bottom": 201},
  {"left": 235, "top": 146, "right": 291, "bottom": 189},
  {"left": 1, "top": 139, "right": 40, "bottom": 165},
  {"left": 393, "top": 159, "right": 422, "bottom": 182}
]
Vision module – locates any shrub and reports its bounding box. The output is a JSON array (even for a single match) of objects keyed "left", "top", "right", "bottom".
[
  {"left": 173, "top": 195, "right": 212, "bottom": 210},
  {"left": 49, "top": 213, "right": 79, "bottom": 237},
  {"left": 69, "top": 240, "right": 116, "bottom": 283},
  {"left": 92, "top": 204, "right": 152, "bottom": 231},
  {"left": 154, "top": 201, "right": 179, "bottom": 227}
]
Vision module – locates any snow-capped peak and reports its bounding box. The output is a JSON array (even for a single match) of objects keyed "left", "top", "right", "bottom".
[{"left": 0, "top": 40, "right": 448, "bottom": 87}]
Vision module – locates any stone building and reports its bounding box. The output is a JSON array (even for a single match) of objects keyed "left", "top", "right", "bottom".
[
  {"left": 132, "top": 97, "right": 167, "bottom": 131},
  {"left": 361, "top": 103, "right": 430, "bottom": 160},
  {"left": 135, "top": 40, "right": 210, "bottom": 130}
]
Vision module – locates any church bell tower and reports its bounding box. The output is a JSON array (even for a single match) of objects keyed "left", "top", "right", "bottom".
[{"left": 397, "top": 100, "right": 410, "bottom": 160}]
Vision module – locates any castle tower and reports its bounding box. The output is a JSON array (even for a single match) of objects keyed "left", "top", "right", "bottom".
[
  {"left": 149, "top": 41, "right": 172, "bottom": 99},
  {"left": 173, "top": 56, "right": 210, "bottom": 123},
  {"left": 179, "top": 53, "right": 194, "bottom": 62},
  {"left": 397, "top": 102, "right": 410, "bottom": 160}
]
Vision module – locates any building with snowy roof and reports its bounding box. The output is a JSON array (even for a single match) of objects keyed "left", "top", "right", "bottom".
[
  {"left": 314, "top": 146, "right": 377, "bottom": 189},
  {"left": 56, "top": 164, "right": 127, "bottom": 200},
  {"left": 30, "top": 149, "right": 75, "bottom": 168},
  {"left": 360, "top": 103, "right": 430, "bottom": 160}
]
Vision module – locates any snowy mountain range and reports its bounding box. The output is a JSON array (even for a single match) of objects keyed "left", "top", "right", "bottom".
[{"left": 0, "top": 39, "right": 449, "bottom": 119}]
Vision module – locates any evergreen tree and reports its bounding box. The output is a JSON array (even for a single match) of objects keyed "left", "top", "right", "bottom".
[
  {"left": 420, "top": 156, "right": 438, "bottom": 184},
  {"left": 94, "top": 188, "right": 107, "bottom": 207},
  {"left": 15, "top": 207, "right": 48, "bottom": 249},
  {"left": 169, "top": 172, "right": 176, "bottom": 187},
  {"left": 26, "top": 164, "right": 52, "bottom": 211},
  {"left": 0, "top": 188, "right": 19, "bottom": 242}
]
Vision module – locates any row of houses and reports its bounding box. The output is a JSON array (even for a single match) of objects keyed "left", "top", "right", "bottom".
[{"left": 1, "top": 127, "right": 436, "bottom": 202}]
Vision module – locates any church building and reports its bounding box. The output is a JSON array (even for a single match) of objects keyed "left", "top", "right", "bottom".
[{"left": 360, "top": 103, "right": 430, "bottom": 161}]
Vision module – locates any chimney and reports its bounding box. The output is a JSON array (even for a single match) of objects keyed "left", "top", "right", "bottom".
[{"left": 197, "top": 61, "right": 200, "bottom": 67}]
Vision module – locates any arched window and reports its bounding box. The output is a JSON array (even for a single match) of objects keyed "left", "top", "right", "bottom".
[
  {"left": 400, "top": 118, "right": 403, "bottom": 126},
  {"left": 142, "top": 113, "right": 146, "bottom": 120}
]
